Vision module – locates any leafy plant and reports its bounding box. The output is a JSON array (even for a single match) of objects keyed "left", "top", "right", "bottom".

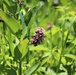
[{"left": 0, "top": 0, "right": 76, "bottom": 75}]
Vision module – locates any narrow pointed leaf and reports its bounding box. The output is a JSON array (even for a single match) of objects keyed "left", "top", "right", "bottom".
[
  {"left": 25, "top": 62, "right": 40, "bottom": 75},
  {"left": 64, "top": 54, "right": 76, "bottom": 60}
]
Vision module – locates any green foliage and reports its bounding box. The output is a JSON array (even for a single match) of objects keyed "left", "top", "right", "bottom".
[
  {"left": 0, "top": 0, "right": 76, "bottom": 75},
  {"left": 25, "top": 62, "right": 40, "bottom": 75},
  {"left": 0, "top": 10, "right": 22, "bottom": 33}
]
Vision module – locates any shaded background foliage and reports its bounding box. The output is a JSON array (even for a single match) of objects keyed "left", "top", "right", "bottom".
[{"left": 0, "top": 0, "right": 76, "bottom": 75}]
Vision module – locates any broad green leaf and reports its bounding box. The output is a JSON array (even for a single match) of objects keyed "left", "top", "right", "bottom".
[
  {"left": 0, "top": 10, "right": 22, "bottom": 33},
  {"left": 14, "top": 39, "right": 29, "bottom": 60},
  {"left": 64, "top": 54, "right": 76, "bottom": 60},
  {"left": 29, "top": 45, "right": 49, "bottom": 51},
  {"left": 25, "top": 62, "right": 40, "bottom": 75},
  {"left": 18, "top": 39, "right": 29, "bottom": 59}
]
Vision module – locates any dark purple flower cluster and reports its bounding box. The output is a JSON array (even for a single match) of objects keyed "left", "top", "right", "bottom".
[{"left": 30, "top": 27, "right": 45, "bottom": 46}]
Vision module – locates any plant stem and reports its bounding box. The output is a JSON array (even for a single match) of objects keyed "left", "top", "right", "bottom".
[
  {"left": 56, "top": 8, "right": 67, "bottom": 74},
  {"left": 56, "top": 23, "right": 65, "bottom": 75},
  {"left": 50, "top": 26, "right": 52, "bottom": 50},
  {"left": 19, "top": 61, "right": 22, "bottom": 75},
  {"left": 26, "top": 25, "right": 31, "bottom": 64}
]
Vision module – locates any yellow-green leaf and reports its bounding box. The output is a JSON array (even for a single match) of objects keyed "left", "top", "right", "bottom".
[{"left": 0, "top": 10, "right": 22, "bottom": 33}]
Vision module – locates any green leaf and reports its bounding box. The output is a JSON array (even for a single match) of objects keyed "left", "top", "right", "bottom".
[
  {"left": 3, "top": 0, "right": 13, "bottom": 13},
  {"left": 64, "top": 54, "right": 76, "bottom": 60},
  {"left": 41, "top": 56, "right": 51, "bottom": 66},
  {"left": 0, "top": 0, "right": 3, "bottom": 5},
  {"left": 51, "top": 25, "right": 60, "bottom": 35},
  {"left": 18, "top": 39, "right": 29, "bottom": 59},
  {"left": 19, "top": 12, "right": 27, "bottom": 39},
  {"left": 73, "top": 19, "right": 76, "bottom": 36},
  {"left": 14, "top": 39, "right": 29, "bottom": 60},
  {"left": 64, "top": 45, "right": 75, "bottom": 54},
  {"left": 72, "top": 38, "right": 76, "bottom": 45},
  {"left": 0, "top": 10, "right": 22, "bottom": 33},
  {"left": 7, "top": 28, "right": 14, "bottom": 56},
  {"left": 25, "top": 62, "right": 40, "bottom": 75},
  {"left": 29, "top": 45, "right": 49, "bottom": 51},
  {"left": 14, "top": 46, "right": 22, "bottom": 60},
  {"left": 60, "top": 0, "right": 69, "bottom": 6},
  {"left": 6, "top": 68, "right": 17, "bottom": 75},
  {"left": 28, "top": 2, "right": 44, "bottom": 27},
  {"left": 24, "top": 9, "right": 32, "bottom": 26}
]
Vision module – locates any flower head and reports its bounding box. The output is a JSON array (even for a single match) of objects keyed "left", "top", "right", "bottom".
[{"left": 30, "top": 27, "right": 45, "bottom": 46}]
